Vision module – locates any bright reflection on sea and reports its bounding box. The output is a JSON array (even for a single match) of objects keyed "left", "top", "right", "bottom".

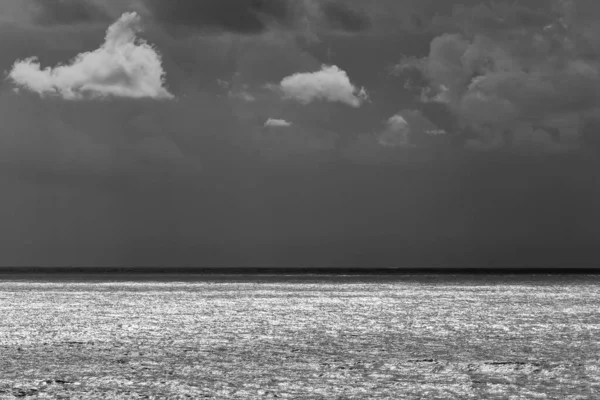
[{"left": 0, "top": 274, "right": 598, "bottom": 399}]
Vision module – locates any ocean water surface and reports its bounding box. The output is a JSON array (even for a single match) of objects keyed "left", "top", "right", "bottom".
[{"left": 0, "top": 274, "right": 598, "bottom": 399}]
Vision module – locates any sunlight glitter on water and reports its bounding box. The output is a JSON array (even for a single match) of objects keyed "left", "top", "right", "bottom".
[{"left": 1, "top": 275, "right": 599, "bottom": 399}]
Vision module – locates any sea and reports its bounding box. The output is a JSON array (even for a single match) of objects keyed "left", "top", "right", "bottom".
[{"left": 0, "top": 273, "right": 598, "bottom": 399}]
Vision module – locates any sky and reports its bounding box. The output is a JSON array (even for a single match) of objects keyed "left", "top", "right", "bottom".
[{"left": 1, "top": 0, "right": 600, "bottom": 267}]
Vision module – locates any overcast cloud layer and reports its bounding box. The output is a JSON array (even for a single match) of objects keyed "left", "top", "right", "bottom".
[{"left": 1, "top": 0, "right": 600, "bottom": 267}]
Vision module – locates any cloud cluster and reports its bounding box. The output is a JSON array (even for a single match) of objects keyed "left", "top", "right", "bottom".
[
  {"left": 377, "top": 109, "right": 445, "bottom": 148},
  {"left": 265, "top": 118, "right": 292, "bottom": 127},
  {"left": 396, "top": 0, "right": 600, "bottom": 152},
  {"left": 279, "top": 65, "right": 367, "bottom": 107},
  {"left": 8, "top": 12, "right": 173, "bottom": 100}
]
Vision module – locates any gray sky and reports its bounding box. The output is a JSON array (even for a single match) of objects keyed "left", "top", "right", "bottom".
[{"left": 1, "top": 0, "right": 600, "bottom": 267}]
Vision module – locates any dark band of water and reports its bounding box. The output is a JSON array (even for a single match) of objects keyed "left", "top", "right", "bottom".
[
  {"left": 0, "top": 267, "right": 598, "bottom": 274},
  {"left": 0, "top": 267, "right": 598, "bottom": 283}
]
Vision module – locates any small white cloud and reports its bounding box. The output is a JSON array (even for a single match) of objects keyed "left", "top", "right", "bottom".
[
  {"left": 265, "top": 118, "right": 292, "bottom": 127},
  {"left": 8, "top": 12, "right": 172, "bottom": 100},
  {"left": 378, "top": 109, "right": 445, "bottom": 147},
  {"left": 279, "top": 65, "right": 366, "bottom": 107},
  {"left": 378, "top": 114, "right": 412, "bottom": 147},
  {"left": 388, "top": 115, "right": 409, "bottom": 127}
]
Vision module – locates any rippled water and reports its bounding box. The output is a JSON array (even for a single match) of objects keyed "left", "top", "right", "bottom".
[{"left": 0, "top": 275, "right": 599, "bottom": 399}]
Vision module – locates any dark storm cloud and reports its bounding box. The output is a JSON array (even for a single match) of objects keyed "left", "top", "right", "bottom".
[
  {"left": 31, "top": 0, "right": 111, "bottom": 25},
  {"left": 394, "top": 0, "right": 600, "bottom": 153},
  {"left": 320, "top": 1, "right": 371, "bottom": 32},
  {"left": 143, "top": 0, "right": 292, "bottom": 34}
]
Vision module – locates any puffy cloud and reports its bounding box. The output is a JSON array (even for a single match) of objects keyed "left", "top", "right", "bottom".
[
  {"left": 265, "top": 118, "right": 292, "bottom": 127},
  {"left": 377, "top": 109, "right": 445, "bottom": 148},
  {"left": 378, "top": 115, "right": 411, "bottom": 147},
  {"left": 345, "top": 109, "right": 444, "bottom": 157},
  {"left": 396, "top": 0, "right": 600, "bottom": 153},
  {"left": 279, "top": 65, "right": 367, "bottom": 107},
  {"left": 8, "top": 12, "right": 173, "bottom": 100}
]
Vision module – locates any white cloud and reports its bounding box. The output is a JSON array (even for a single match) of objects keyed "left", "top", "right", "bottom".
[
  {"left": 8, "top": 12, "right": 173, "bottom": 100},
  {"left": 265, "top": 118, "right": 292, "bottom": 127},
  {"left": 378, "top": 114, "right": 412, "bottom": 147},
  {"left": 378, "top": 109, "right": 444, "bottom": 147},
  {"left": 388, "top": 115, "right": 409, "bottom": 127},
  {"left": 279, "top": 65, "right": 367, "bottom": 107}
]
